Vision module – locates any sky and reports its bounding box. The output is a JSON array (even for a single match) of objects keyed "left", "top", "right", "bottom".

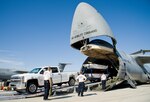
[{"left": 0, "top": 0, "right": 150, "bottom": 71}]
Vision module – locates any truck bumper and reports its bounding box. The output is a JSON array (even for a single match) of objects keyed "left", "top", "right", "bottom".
[{"left": 10, "top": 82, "right": 26, "bottom": 90}]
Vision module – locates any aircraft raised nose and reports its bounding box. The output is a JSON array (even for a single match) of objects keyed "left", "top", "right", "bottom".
[{"left": 70, "top": 2, "right": 150, "bottom": 90}]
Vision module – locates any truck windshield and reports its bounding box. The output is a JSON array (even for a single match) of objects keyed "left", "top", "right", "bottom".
[{"left": 29, "top": 68, "right": 41, "bottom": 74}]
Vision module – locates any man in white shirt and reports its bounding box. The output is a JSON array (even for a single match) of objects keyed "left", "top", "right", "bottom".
[
  {"left": 43, "top": 67, "right": 52, "bottom": 100},
  {"left": 76, "top": 71, "right": 87, "bottom": 96},
  {"left": 49, "top": 69, "right": 53, "bottom": 96},
  {"left": 101, "top": 73, "right": 107, "bottom": 90}
]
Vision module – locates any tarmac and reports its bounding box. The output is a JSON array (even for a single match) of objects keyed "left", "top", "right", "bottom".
[{"left": 0, "top": 84, "right": 150, "bottom": 102}]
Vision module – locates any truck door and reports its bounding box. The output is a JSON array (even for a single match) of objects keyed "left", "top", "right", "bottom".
[
  {"left": 38, "top": 68, "right": 45, "bottom": 86},
  {"left": 51, "top": 67, "right": 61, "bottom": 84}
]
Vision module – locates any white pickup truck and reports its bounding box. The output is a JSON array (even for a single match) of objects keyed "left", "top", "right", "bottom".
[{"left": 10, "top": 64, "right": 77, "bottom": 94}]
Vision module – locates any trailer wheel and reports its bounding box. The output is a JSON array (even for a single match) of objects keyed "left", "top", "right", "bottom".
[{"left": 26, "top": 82, "right": 37, "bottom": 94}]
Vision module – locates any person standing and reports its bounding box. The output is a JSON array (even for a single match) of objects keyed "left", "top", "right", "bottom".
[
  {"left": 43, "top": 67, "right": 52, "bottom": 100},
  {"left": 101, "top": 73, "right": 107, "bottom": 91},
  {"left": 76, "top": 71, "right": 87, "bottom": 97},
  {"left": 49, "top": 68, "right": 53, "bottom": 96}
]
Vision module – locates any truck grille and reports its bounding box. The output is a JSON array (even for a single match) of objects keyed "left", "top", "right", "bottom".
[{"left": 11, "top": 77, "right": 21, "bottom": 82}]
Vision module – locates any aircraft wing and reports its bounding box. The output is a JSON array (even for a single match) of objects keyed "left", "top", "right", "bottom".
[
  {"left": 134, "top": 55, "right": 150, "bottom": 65},
  {"left": 14, "top": 70, "right": 28, "bottom": 74}
]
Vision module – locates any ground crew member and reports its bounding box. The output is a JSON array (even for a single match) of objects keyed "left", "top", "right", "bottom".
[
  {"left": 101, "top": 73, "right": 107, "bottom": 91},
  {"left": 76, "top": 71, "right": 87, "bottom": 97},
  {"left": 43, "top": 67, "right": 52, "bottom": 100},
  {"left": 49, "top": 68, "right": 53, "bottom": 96}
]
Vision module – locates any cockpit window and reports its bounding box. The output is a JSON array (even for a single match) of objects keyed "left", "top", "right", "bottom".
[{"left": 29, "top": 68, "right": 41, "bottom": 74}]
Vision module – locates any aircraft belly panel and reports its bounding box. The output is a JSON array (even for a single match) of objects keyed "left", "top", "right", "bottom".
[{"left": 126, "top": 63, "right": 148, "bottom": 82}]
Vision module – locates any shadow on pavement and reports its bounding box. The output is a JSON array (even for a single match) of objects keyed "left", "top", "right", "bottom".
[
  {"left": 84, "top": 93, "right": 97, "bottom": 97},
  {"left": 50, "top": 95, "right": 74, "bottom": 100}
]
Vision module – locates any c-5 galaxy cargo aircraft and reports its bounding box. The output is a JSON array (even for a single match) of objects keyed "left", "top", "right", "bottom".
[{"left": 70, "top": 2, "right": 150, "bottom": 90}]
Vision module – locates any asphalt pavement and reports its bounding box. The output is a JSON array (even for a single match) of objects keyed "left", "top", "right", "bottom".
[{"left": 0, "top": 84, "right": 150, "bottom": 102}]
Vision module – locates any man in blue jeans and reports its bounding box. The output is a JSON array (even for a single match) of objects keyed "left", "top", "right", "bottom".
[
  {"left": 76, "top": 72, "right": 87, "bottom": 96},
  {"left": 43, "top": 67, "right": 52, "bottom": 100}
]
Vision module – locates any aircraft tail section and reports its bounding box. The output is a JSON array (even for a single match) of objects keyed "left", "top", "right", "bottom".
[{"left": 58, "top": 63, "right": 71, "bottom": 72}]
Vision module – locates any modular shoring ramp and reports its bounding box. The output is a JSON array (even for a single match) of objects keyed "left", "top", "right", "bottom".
[{"left": 0, "top": 82, "right": 101, "bottom": 101}]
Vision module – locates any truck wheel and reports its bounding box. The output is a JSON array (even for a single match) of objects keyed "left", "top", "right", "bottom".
[
  {"left": 27, "top": 82, "right": 37, "bottom": 94},
  {"left": 68, "top": 78, "right": 75, "bottom": 86}
]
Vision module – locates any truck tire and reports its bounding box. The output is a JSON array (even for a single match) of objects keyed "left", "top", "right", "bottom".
[
  {"left": 68, "top": 78, "right": 75, "bottom": 86},
  {"left": 27, "top": 82, "right": 37, "bottom": 94}
]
